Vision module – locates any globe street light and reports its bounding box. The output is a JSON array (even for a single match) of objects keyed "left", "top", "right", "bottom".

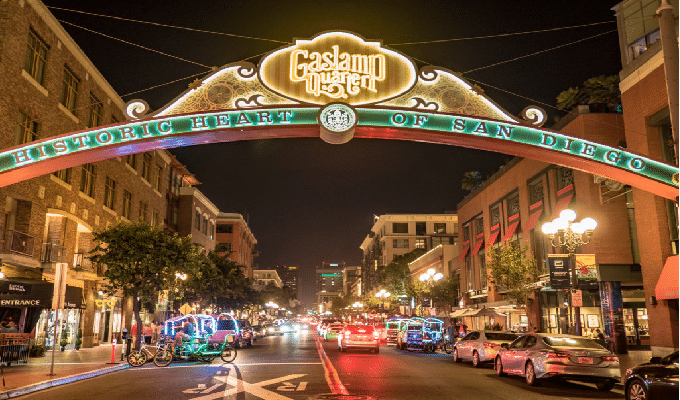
[
  {"left": 375, "top": 289, "right": 390, "bottom": 314},
  {"left": 419, "top": 269, "right": 443, "bottom": 314},
  {"left": 541, "top": 209, "right": 597, "bottom": 336}
]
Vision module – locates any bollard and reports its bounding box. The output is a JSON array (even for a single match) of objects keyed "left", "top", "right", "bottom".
[
  {"left": 107, "top": 338, "right": 118, "bottom": 364},
  {"left": 120, "top": 339, "right": 126, "bottom": 361}
]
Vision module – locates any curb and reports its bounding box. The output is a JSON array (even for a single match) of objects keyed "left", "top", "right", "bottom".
[{"left": 0, "top": 364, "right": 130, "bottom": 399}]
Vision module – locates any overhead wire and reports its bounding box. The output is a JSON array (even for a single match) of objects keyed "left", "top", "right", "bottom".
[
  {"left": 387, "top": 21, "right": 616, "bottom": 45},
  {"left": 48, "top": 6, "right": 289, "bottom": 44}
]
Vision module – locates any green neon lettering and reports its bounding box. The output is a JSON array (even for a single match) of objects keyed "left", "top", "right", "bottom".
[
  {"left": 120, "top": 126, "right": 135, "bottom": 140},
  {"left": 258, "top": 112, "right": 273, "bottom": 125},
  {"left": 215, "top": 115, "right": 229, "bottom": 128},
  {"left": 277, "top": 110, "right": 292, "bottom": 123},
  {"left": 452, "top": 119, "right": 465, "bottom": 132},
  {"left": 190, "top": 116, "right": 209, "bottom": 130},
  {"left": 11, "top": 149, "right": 30, "bottom": 164},
  {"left": 629, "top": 158, "right": 645, "bottom": 170},
  {"left": 391, "top": 113, "right": 406, "bottom": 125},
  {"left": 36, "top": 145, "right": 48, "bottom": 159},
  {"left": 414, "top": 115, "right": 428, "bottom": 127},
  {"left": 236, "top": 113, "right": 252, "bottom": 126},
  {"left": 141, "top": 124, "right": 152, "bottom": 137},
  {"left": 605, "top": 150, "right": 621, "bottom": 164},
  {"left": 497, "top": 125, "right": 513, "bottom": 139},
  {"left": 473, "top": 122, "right": 488, "bottom": 134},
  {"left": 72, "top": 135, "right": 89, "bottom": 150},
  {"left": 564, "top": 138, "right": 576, "bottom": 151},
  {"left": 96, "top": 131, "right": 112, "bottom": 144},
  {"left": 540, "top": 133, "right": 557, "bottom": 147},
  {"left": 54, "top": 140, "right": 68, "bottom": 154},
  {"left": 580, "top": 143, "right": 596, "bottom": 157}
]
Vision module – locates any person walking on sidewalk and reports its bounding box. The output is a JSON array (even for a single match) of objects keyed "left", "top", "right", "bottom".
[{"left": 143, "top": 324, "right": 153, "bottom": 345}]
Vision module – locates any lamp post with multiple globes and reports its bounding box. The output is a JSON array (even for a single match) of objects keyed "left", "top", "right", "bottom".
[
  {"left": 541, "top": 209, "right": 597, "bottom": 336},
  {"left": 419, "top": 268, "right": 444, "bottom": 315}
]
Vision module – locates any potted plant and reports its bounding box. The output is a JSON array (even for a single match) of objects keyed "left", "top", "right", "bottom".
[
  {"left": 74, "top": 329, "right": 83, "bottom": 350},
  {"left": 59, "top": 329, "right": 68, "bottom": 351},
  {"left": 29, "top": 344, "right": 46, "bottom": 357}
]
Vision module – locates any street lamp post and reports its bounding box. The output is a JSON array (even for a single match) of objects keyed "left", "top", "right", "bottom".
[
  {"left": 419, "top": 269, "right": 443, "bottom": 315},
  {"left": 376, "top": 289, "right": 390, "bottom": 315},
  {"left": 541, "top": 209, "right": 597, "bottom": 336}
]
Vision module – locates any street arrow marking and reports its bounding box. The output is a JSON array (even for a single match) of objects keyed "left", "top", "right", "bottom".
[
  {"left": 189, "top": 373, "right": 307, "bottom": 400},
  {"left": 277, "top": 381, "right": 308, "bottom": 391}
]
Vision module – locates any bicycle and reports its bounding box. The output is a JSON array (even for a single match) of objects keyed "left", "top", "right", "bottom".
[
  {"left": 153, "top": 334, "right": 237, "bottom": 367},
  {"left": 128, "top": 336, "right": 170, "bottom": 367}
]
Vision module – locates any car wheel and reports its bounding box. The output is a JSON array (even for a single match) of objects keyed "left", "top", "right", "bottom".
[
  {"left": 444, "top": 343, "right": 453, "bottom": 354},
  {"left": 453, "top": 348, "right": 461, "bottom": 363},
  {"left": 525, "top": 361, "right": 540, "bottom": 386},
  {"left": 495, "top": 357, "right": 506, "bottom": 377},
  {"left": 626, "top": 378, "right": 648, "bottom": 400},
  {"left": 472, "top": 351, "right": 480, "bottom": 368},
  {"left": 596, "top": 381, "right": 615, "bottom": 391}
]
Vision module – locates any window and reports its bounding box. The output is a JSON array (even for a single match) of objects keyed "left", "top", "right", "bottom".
[
  {"left": 152, "top": 210, "right": 159, "bottom": 227},
  {"left": 416, "top": 221, "right": 426, "bottom": 236},
  {"left": 216, "top": 242, "right": 232, "bottom": 253},
  {"left": 15, "top": 111, "right": 38, "bottom": 145},
  {"left": 141, "top": 153, "right": 152, "bottom": 181},
  {"left": 52, "top": 168, "right": 71, "bottom": 184},
  {"left": 80, "top": 164, "right": 95, "bottom": 197},
  {"left": 479, "top": 252, "right": 487, "bottom": 289},
  {"left": 556, "top": 168, "right": 574, "bottom": 191},
  {"left": 476, "top": 216, "right": 484, "bottom": 235},
  {"left": 415, "top": 238, "right": 426, "bottom": 249},
  {"left": 490, "top": 205, "right": 500, "bottom": 228},
  {"left": 125, "top": 154, "right": 136, "bottom": 169},
  {"left": 24, "top": 30, "right": 48, "bottom": 85},
  {"left": 122, "top": 190, "right": 132, "bottom": 219},
  {"left": 434, "top": 223, "right": 446, "bottom": 234},
  {"left": 393, "top": 238, "right": 408, "bottom": 248},
  {"left": 507, "top": 194, "right": 520, "bottom": 217},
  {"left": 103, "top": 176, "right": 116, "bottom": 209},
  {"left": 209, "top": 221, "right": 214, "bottom": 240},
  {"left": 393, "top": 222, "right": 408, "bottom": 234},
  {"left": 138, "top": 201, "right": 148, "bottom": 222},
  {"left": 463, "top": 223, "right": 470, "bottom": 242},
  {"left": 61, "top": 67, "right": 79, "bottom": 113},
  {"left": 154, "top": 164, "right": 163, "bottom": 191},
  {"left": 216, "top": 224, "right": 233, "bottom": 234},
  {"left": 202, "top": 216, "right": 208, "bottom": 235},
  {"left": 87, "top": 93, "right": 103, "bottom": 128},
  {"left": 432, "top": 236, "right": 454, "bottom": 246},
  {"left": 529, "top": 179, "right": 544, "bottom": 205},
  {"left": 621, "top": 0, "right": 662, "bottom": 61},
  {"left": 195, "top": 210, "right": 201, "bottom": 230},
  {"left": 465, "top": 257, "right": 473, "bottom": 291}
]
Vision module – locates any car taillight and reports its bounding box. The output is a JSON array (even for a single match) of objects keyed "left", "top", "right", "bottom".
[
  {"left": 542, "top": 351, "right": 571, "bottom": 360},
  {"left": 373, "top": 331, "right": 379, "bottom": 339},
  {"left": 483, "top": 342, "right": 497, "bottom": 349},
  {"left": 602, "top": 355, "right": 619, "bottom": 362}
]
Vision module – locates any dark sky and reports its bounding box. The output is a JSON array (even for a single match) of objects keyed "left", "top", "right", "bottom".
[{"left": 43, "top": 0, "right": 623, "bottom": 306}]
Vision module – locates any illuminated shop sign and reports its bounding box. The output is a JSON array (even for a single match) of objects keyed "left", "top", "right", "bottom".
[
  {"left": 1, "top": 107, "right": 676, "bottom": 195},
  {"left": 259, "top": 32, "right": 417, "bottom": 105}
]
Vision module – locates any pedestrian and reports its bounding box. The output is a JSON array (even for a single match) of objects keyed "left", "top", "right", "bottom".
[
  {"left": 595, "top": 329, "right": 605, "bottom": 340},
  {"left": 532, "top": 325, "right": 540, "bottom": 334},
  {"left": 151, "top": 321, "right": 158, "bottom": 343},
  {"left": 143, "top": 323, "right": 153, "bottom": 345},
  {"left": 6, "top": 321, "right": 18, "bottom": 333},
  {"left": 0, "top": 321, "right": 10, "bottom": 333}
]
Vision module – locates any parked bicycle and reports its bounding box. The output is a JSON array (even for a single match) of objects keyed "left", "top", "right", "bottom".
[{"left": 127, "top": 336, "right": 170, "bottom": 367}]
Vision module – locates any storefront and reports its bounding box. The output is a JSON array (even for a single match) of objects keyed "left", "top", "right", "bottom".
[
  {"left": 539, "top": 288, "right": 603, "bottom": 335},
  {"left": 621, "top": 287, "right": 648, "bottom": 347},
  {"left": 92, "top": 296, "right": 122, "bottom": 344}
]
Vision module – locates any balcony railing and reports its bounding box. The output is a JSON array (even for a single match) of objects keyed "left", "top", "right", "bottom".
[
  {"left": 3, "top": 230, "right": 35, "bottom": 257},
  {"left": 41, "top": 242, "right": 66, "bottom": 263},
  {"left": 73, "top": 252, "right": 94, "bottom": 272}
]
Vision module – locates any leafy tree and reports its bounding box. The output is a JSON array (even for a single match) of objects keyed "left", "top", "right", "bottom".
[
  {"left": 461, "top": 171, "right": 484, "bottom": 192},
  {"left": 556, "top": 86, "right": 586, "bottom": 110},
  {"left": 88, "top": 220, "right": 204, "bottom": 350},
  {"left": 379, "top": 248, "right": 426, "bottom": 297},
  {"left": 582, "top": 75, "right": 620, "bottom": 107},
  {"left": 430, "top": 276, "right": 461, "bottom": 309},
  {"left": 486, "top": 241, "right": 541, "bottom": 312}
]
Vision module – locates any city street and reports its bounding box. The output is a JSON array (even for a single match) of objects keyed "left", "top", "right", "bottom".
[{"left": 20, "top": 331, "right": 626, "bottom": 400}]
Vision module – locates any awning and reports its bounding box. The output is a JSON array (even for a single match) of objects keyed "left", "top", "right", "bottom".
[
  {"left": 502, "top": 221, "right": 520, "bottom": 241},
  {"left": 656, "top": 255, "right": 679, "bottom": 300},
  {"left": 459, "top": 245, "right": 470, "bottom": 260},
  {"left": 486, "top": 230, "right": 500, "bottom": 249},
  {"left": 471, "top": 239, "right": 484, "bottom": 255},
  {"left": 552, "top": 193, "right": 574, "bottom": 219},
  {"left": 524, "top": 208, "right": 543, "bottom": 232},
  {"left": 0, "top": 281, "right": 84, "bottom": 309},
  {"left": 450, "top": 309, "right": 468, "bottom": 318}
]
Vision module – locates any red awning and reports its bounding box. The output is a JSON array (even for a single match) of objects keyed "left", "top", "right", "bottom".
[
  {"left": 656, "top": 255, "right": 679, "bottom": 300},
  {"left": 502, "top": 221, "right": 520, "bottom": 241},
  {"left": 524, "top": 208, "right": 543, "bottom": 232},
  {"left": 552, "top": 193, "right": 574, "bottom": 219},
  {"left": 471, "top": 239, "right": 484, "bottom": 255},
  {"left": 485, "top": 230, "right": 500, "bottom": 248},
  {"left": 459, "top": 246, "right": 470, "bottom": 260}
]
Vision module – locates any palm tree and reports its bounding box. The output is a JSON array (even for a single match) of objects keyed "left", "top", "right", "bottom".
[{"left": 461, "top": 171, "right": 484, "bottom": 192}]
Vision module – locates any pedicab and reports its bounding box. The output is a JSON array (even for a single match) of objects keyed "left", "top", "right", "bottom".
[
  {"left": 153, "top": 314, "right": 237, "bottom": 366},
  {"left": 399, "top": 318, "right": 424, "bottom": 351},
  {"left": 385, "top": 318, "right": 407, "bottom": 345},
  {"left": 422, "top": 318, "right": 445, "bottom": 353}
]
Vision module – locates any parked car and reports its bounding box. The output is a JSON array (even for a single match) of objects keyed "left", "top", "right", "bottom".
[
  {"left": 372, "top": 323, "right": 387, "bottom": 342},
  {"left": 624, "top": 351, "right": 678, "bottom": 400},
  {"left": 495, "top": 333, "right": 620, "bottom": 390},
  {"left": 338, "top": 324, "right": 380, "bottom": 353},
  {"left": 324, "top": 322, "right": 345, "bottom": 341},
  {"left": 453, "top": 331, "right": 520, "bottom": 367},
  {"left": 252, "top": 324, "right": 266, "bottom": 339},
  {"left": 238, "top": 319, "right": 254, "bottom": 346}
]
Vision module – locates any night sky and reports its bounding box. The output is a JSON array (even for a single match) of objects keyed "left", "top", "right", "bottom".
[{"left": 43, "top": 0, "right": 623, "bottom": 306}]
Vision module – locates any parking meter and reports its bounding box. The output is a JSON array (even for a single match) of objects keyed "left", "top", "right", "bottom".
[{"left": 122, "top": 328, "right": 128, "bottom": 340}]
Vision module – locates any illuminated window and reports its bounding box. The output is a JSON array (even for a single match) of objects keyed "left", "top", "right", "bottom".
[
  {"left": 103, "top": 176, "right": 116, "bottom": 209},
  {"left": 24, "top": 29, "right": 48, "bottom": 85},
  {"left": 61, "top": 67, "right": 79, "bottom": 113},
  {"left": 122, "top": 190, "right": 132, "bottom": 219},
  {"left": 209, "top": 221, "right": 214, "bottom": 240},
  {"left": 15, "top": 111, "right": 38, "bottom": 145},
  {"left": 415, "top": 238, "right": 426, "bottom": 249},
  {"left": 479, "top": 251, "right": 487, "bottom": 289},
  {"left": 434, "top": 223, "right": 446, "bottom": 234},
  {"left": 141, "top": 153, "right": 152, "bottom": 181},
  {"left": 80, "top": 164, "right": 95, "bottom": 197},
  {"left": 621, "top": 0, "right": 662, "bottom": 61},
  {"left": 139, "top": 201, "right": 148, "bottom": 222},
  {"left": 87, "top": 93, "right": 102, "bottom": 128},
  {"left": 476, "top": 216, "right": 484, "bottom": 235},
  {"left": 432, "top": 236, "right": 454, "bottom": 246}
]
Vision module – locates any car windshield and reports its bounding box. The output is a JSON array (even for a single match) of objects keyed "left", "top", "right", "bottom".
[
  {"left": 386, "top": 322, "right": 399, "bottom": 329},
  {"left": 485, "top": 332, "right": 520, "bottom": 341},
  {"left": 407, "top": 324, "right": 422, "bottom": 330},
  {"left": 542, "top": 336, "right": 605, "bottom": 349},
  {"left": 217, "top": 320, "right": 237, "bottom": 331}
]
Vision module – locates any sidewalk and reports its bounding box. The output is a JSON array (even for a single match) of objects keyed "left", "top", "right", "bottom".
[
  {"left": 0, "top": 343, "right": 129, "bottom": 399},
  {"left": 617, "top": 349, "right": 652, "bottom": 374}
]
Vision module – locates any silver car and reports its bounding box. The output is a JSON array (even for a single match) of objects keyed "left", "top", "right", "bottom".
[
  {"left": 452, "top": 331, "right": 520, "bottom": 367},
  {"left": 494, "top": 333, "right": 620, "bottom": 390}
]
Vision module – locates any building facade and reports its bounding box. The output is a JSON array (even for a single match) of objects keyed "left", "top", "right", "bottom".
[
  {"left": 613, "top": 0, "right": 679, "bottom": 356},
  {"left": 215, "top": 213, "right": 257, "bottom": 279},
  {"left": 359, "top": 214, "right": 459, "bottom": 294},
  {"left": 253, "top": 269, "right": 283, "bottom": 289},
  {"left": 177, "top": 187, "right": 217, "bottom": 253}
]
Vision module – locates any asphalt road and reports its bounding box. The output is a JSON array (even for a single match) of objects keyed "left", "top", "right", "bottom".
[{"left": 21, "top": 330, "right": 626, "bottom": 400}]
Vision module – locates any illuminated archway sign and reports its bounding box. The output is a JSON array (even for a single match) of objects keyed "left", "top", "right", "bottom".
[{"left": 0, "top": 31, "right": 677, "bottom": 199}]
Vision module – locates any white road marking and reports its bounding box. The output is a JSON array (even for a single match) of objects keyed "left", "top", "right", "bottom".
[{"left": 188, "top": 373, "right": 307, "bottom": 400}]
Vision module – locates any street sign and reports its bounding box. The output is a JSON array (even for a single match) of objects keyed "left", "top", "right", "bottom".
[
  {"left": 572, "top": 290, "right": 583, "bottom": 307},
  {"left": 179, "top": 303, "right": 192, "bottom": 315},
  {"left": 548, "top": 255, "right": 571, "bottom": 289}
]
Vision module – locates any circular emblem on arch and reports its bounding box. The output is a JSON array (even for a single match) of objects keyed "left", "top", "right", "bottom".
[{"left": 318, "top": 103, "right": 357, "bottom": 144}]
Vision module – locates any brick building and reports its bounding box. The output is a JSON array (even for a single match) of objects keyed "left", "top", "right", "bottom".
[
  {"left": 177, "top": 186, "right": 218, "bottom": 253},
  {"left": 215, "top": 213, "right": 257, "bottom": 279}
]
